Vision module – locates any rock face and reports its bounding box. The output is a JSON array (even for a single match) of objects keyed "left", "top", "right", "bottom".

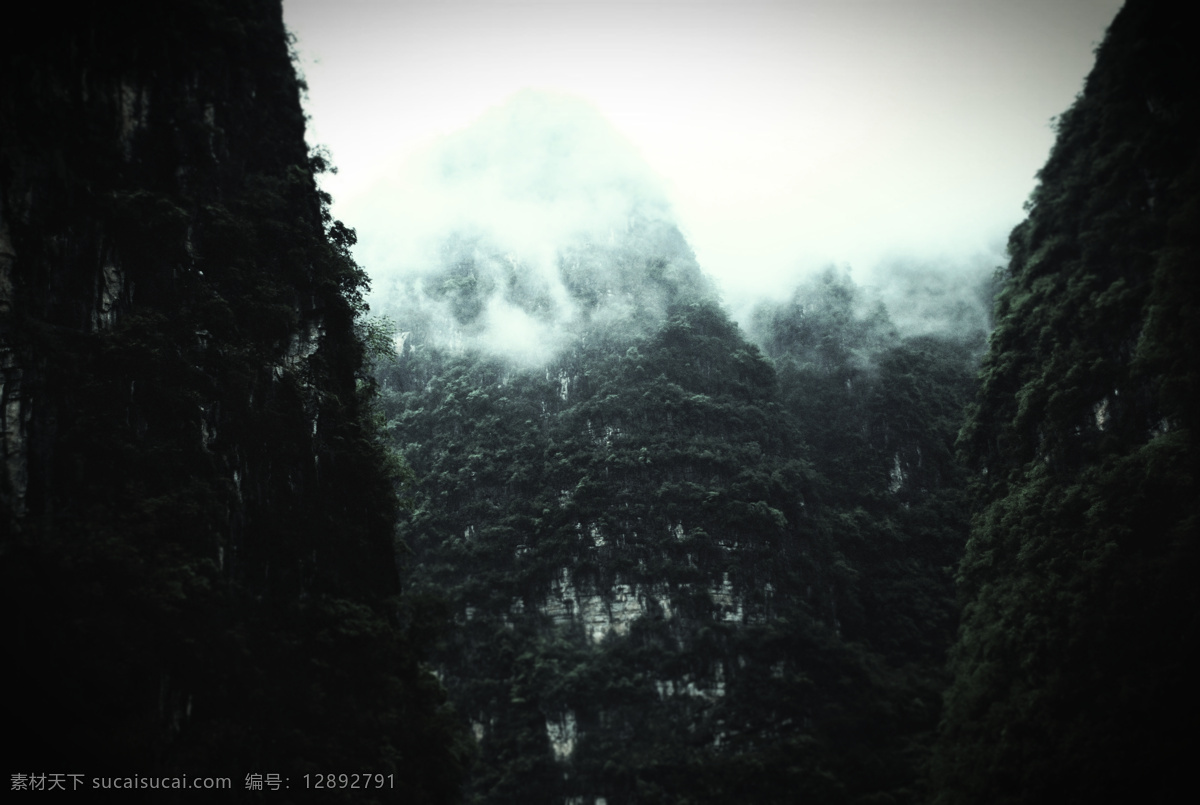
[{"left": 0, "top": 1, "right": 463, "bottom": 795}]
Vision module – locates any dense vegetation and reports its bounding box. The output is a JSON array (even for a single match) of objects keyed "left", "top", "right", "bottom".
[
  {"left": 1, "top": 1, "right": 464, "bottom": 800},
  {"left": 933, "top": 1, "right": 1198, "bottom": 801},
  {"left": 373, "top": 214, "right": 987, "bottom": 802}
]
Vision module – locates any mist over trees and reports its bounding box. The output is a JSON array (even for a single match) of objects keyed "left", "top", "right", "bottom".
[{"left": 353, "top": 88, "right": 693, "bottom": 365}]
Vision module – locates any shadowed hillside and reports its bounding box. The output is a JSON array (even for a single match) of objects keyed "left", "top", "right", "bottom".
[
  {"left": 1, "top": 2, "right": 465, "bottom": 800},
  {"left": 934, "top": 0, "right": 1199, "bottom": 801}
]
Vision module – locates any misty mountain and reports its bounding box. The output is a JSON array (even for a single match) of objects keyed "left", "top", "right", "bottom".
[
  {"left": 368, "top": 91, "right": 987, "bottom": 804},
  {"left": 4, "top": 1, "right": 1194, "bottom": 804}
]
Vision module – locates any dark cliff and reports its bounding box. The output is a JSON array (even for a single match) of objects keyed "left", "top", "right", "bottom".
[
  {"left": 1, "top": 1, "right": 463, "bottom": 799},
  {"left": 935, "top": 0, "right": 1199, "bottom": 801}
]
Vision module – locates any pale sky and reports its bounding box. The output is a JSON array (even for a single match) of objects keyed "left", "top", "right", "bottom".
[{"left": 283, "top": 0, "right": 1124, "bottom": 306}]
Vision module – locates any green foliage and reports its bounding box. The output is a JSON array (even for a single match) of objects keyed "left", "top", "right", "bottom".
[{"left": 375, "top": 250, "right": 981, "bottom": 802}]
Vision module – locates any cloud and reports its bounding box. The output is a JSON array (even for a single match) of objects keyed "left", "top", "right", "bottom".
[
  {"left": 352, "top": 89, "right": 670, "bottom": 290},
  {"left": 357, "top": 90, "right": 700, "bottom": 365}
]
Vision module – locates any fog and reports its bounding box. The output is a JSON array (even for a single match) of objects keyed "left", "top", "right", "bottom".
[
  {"left": 284, "top": 0, "right": 1123, "bottom": 352},
  {"left": 346, "top": 89, "right": 707, "bottom": 362},
  {"left": 350, "top": 89, "right": 672, "bottom": 293}
]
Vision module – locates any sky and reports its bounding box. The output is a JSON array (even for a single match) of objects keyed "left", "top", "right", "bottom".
[{"left": 283, "top": 0, "right": 1124, "bottom": 309}]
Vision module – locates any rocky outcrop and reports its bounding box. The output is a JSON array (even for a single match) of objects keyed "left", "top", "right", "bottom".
[{"left": 542, "top": 566, "right": 674, "bottom": 641}]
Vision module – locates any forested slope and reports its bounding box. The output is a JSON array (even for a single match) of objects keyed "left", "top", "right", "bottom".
[
  {"left": 934, "top": 0, "right": 1199, "bottom": 800},
  {"left": 374, "top": 207, "right": 986, "bottom": 802},
  {"left": 1, "top": 1, "right": 464, "bottom": 799}
]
